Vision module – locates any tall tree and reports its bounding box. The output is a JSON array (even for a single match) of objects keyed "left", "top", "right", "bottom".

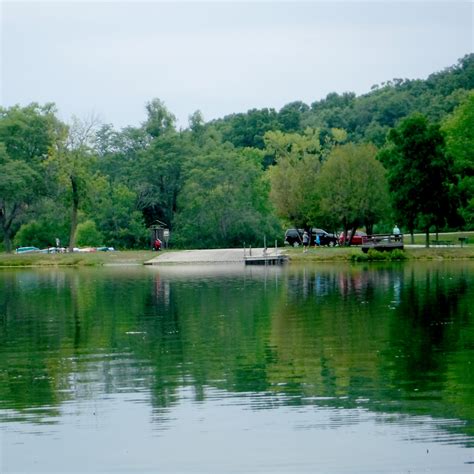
[
  {"left": 442, "top": 91, "right": 474, "bottom": 227},
  {"left": 0, "top": 146, "right": 41, "bottom": 251},
  {"left": 379, "top": 114, "right": 455, "bottom": 245},
  {"left": 46, "top": 116, "right": 102, "bottom": 250},
  {"left": 266, "top": 129, "right": 322, "bottom": 227},
  {"left": 133, "top": 132, "right": 192, "bottom": 228},
  {"left": 278, "top": 101, "right": 309, "bottom": 132},
  {"left": 266, "top": 128, "right": 346, "bottom": 227},
  {"left": 95, "top": 124, "right": 150, "bottom": 186},
  {"left": 317, "top": 143, "right": 389, "bottom": 242},
  {"left": 92, "top": 178, "right": 146, "bottom": 249},
  {"left": 144, "top": 98, "right": 176, "bottom": 138},
  {"left": 220, "top": 108, "right": 280, "bottom": 149},
  {"left": 0, "top": 103, "right": 64, "bottom": 251},
  {"left": 0, "top": 103, "right": 62, "bottom": 162},
  {"left": 173, "top": 147, "right": 279, "bottom": 248}
]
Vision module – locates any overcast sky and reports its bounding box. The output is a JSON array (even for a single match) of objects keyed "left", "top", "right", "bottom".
[{"left": 1, "top": 1, "right": 473, "bottom": 129}]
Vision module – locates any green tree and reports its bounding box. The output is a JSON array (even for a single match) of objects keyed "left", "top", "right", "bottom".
[
  {"left": 144, "top": 98, "right": 176, "bottom": 138},
  {"left": 267, "top": 154, "right": 320, "bottom": 228},
  {"left": 266, "top": 128, "right": 345, "bottom": 227},
  {"left": 266, "top": 129, "right": 321, "bottom": 227},
  {"left": 92, "top": 179, "right": 147, "bottom": 249},
  {"left": 14, "top": 218, "right": 68, "bottom": 249},
  {"left": 278, "top": 101, "right": 309, "bottom": 132},
  {"left": 95, "top": 124, "right": 151, "bottom": 191},
  {"left": 46, "top": 116, "right": 102, "bottom": 250},
  {"left": 188, "top": 110, "right": 205, "bottom": 135},
  {"left": 133, "top": 132, "right": 193, "bottom": 228},
  {"left": 220, "top": 108, "right": 280, "bottom": 149},
  {"left": 0, "top": 103, "right": 64, "bottom": 251},
  {"left": 442, "top": 91, "right": 474, "bottom": 228},
  {"left": 0, "top": 102, "right": 63, "bottom": 162},
  {"left": 317, "top": 143, "right": 389, "bottom": 242},
  {"left": 173, "top": 147, "right": 279, "bottom": 248},
  {"left": 76, "top": 220, "right": 104, "bottom": 247},
  {"left": 379, "top": 114, "right": 455, "bottom": 245},
  {"left": 0, "top": 153, "right": 41, "bottom": 251}
]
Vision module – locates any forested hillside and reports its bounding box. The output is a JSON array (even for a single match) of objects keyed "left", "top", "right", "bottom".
[
  {"left": 1, "top": 54, "right": 473, "bottom": 251},
  {"left": 211, "top": 53, "right": 474, "bottom": 149}
]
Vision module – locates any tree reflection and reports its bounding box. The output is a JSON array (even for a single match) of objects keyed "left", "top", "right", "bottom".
[{"left": 0, "top": 264, "right": 472, "bottom": 444}]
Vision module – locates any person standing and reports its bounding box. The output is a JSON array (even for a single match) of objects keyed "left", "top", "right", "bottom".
[
  {"left": 393, "top": 225, "right": 401, "bottom": 241},
  {"left": 302, "top": 230, "right": 309, "bottom": 253}
]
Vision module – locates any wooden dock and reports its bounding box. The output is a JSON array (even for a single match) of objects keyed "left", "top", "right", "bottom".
[
  {"left": 244, "top": 254, "right": 289, "bottom": 265},
  {"left": 243, "top": 246, "right": 288, "bottom": 265},
  {"left": 361, "top": 234, "right": 404, "bottom": 253}
]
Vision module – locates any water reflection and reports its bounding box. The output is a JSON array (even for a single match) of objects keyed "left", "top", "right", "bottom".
[{"left": 0, "top": 263, "right": 473, "bottom": 451}]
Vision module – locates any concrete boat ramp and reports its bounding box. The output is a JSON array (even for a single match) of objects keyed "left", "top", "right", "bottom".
[{"left": 145, "top": 248, "right": 288, "bottom": 265}]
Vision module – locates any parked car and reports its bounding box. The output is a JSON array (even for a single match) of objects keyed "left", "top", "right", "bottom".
[
  {"left": 284, "top": 228, "right": 338, "bottom": 247},
  {"left": 284, "top": 228, "right": 303, "bottom": 246},
  {"left": 338, "top": 231, "right": 367, "bottom": 246},
  {"left": 313, "top": 228, "right": 338, "bottom": 247}
]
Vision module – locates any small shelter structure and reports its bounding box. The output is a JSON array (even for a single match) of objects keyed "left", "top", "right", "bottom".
[{"left": 149, "top": 220, "right": 170, "bottom": 249}]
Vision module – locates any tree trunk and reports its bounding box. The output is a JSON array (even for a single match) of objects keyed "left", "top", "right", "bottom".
[
  {"left": 0, "top": 204, "right": 18, "bottom": 253},
  {"left": 1, "top": 215, "right": 12, "bottom": 252},
  {"left": 2, "top": 231, "right": 12, "bottom": 253},
  {"left": 343, "top": 226, "right": 349, "bottom": 246},
  {"left": 68, "top": 176, "right": 80, "bottom": 251},
  {"left": 425, "top": 228, "right": 430, "bottom": 248},
  {"left": 348, "top": 225, "right": 357, "bottom": 246}
]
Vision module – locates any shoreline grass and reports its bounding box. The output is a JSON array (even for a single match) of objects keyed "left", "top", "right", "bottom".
[
  {"left": 285, "top": 245, "right": 474, "bottom": 262},
  {"left": 1, "top": 245, "right": 473, "bottom": 268},
  {"left": 408, "top": 231, "right": 474, "bottom": 246},
  {"left": 0, "top": 250, "right": 156, "bottom": 268}
]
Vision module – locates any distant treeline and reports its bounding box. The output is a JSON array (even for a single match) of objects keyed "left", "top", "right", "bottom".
[
  {"left": 213, "top": 53, "right": 474, "bottom": 149},
  {"left": 1, "top": 54, "right": 473, "bottom": 251}
]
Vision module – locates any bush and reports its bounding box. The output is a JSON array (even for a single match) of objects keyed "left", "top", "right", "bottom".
[
  {"left": 14, "top": 220, "right": 67, "bottom": 249},
  {"left": 388, "top": 249, "right": 407, "bottom": 260},
  {"left": 76, "top": 220, "right": 104, "bottom": 247},
  {"left": 100, "top": 210, "right": 149, "bottom": 249},
  {"left": 351, "top": 248, "right": 407, "bottom": 262}
]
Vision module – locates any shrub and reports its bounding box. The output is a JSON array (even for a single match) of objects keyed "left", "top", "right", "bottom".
[
  {"left": 389, "top": 249, "right": 407, "bottom": 260},
  {"left": 350, "top": 248, "right": 407, "bottom": 262},
  {"left": 14, "top": 220, "right": 67, "bottom": 249},
  {"left": 76, "top": 220, "right": 104, "bottom": 247}
]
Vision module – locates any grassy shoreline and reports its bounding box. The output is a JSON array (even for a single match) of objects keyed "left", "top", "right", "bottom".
[
  {"left": 286, "top": 245, "right": 474, "bottom": 262},
  {"left": 0, "top": 250, "right": 156, "bottom": 267},
  {"left": 0, "top": 246, "right": 473, "bottom": 267}
]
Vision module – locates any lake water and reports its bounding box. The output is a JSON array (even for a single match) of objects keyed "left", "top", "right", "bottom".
[{"left": 1, "top": 261, "right": 473, "bottom": 473}]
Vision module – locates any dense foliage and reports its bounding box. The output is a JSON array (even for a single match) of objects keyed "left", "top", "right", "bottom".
[
  {"left": 318, "top": 143, "right": 389, "bottom": 239},
  {"left": 379, "top": 114, "right": 456, "bottom": 244},
  {"left": 1, "top": 54, "right": 473, "bottom": 251}
]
